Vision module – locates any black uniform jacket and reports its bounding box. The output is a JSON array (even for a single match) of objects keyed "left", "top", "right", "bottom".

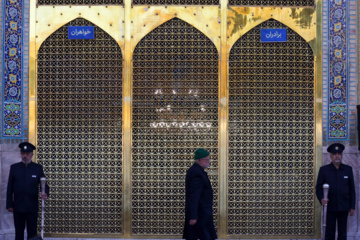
[
  {"left": 316, "top": 162, "right": 355, "bottom": 212},
  {"left": 183, "top": 163, "right": 217, "bottom": 240},
  {"left": 6, "top": 161, "right": 50, "bottom": 213}
]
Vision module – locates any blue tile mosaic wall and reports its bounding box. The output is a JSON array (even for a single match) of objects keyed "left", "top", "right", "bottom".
[
  {"left": 328, "top": 0, "right": 348, "bottom": 139},
  {"left": 2, "top": 0, "right": 22, "bottom": 138}
]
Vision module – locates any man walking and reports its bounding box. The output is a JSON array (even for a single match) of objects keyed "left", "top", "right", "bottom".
[
  {"left": 183, "top": 148, "right": 217, "bottom": 240},
  {"left": 6, "top": 142, "right": 49, "bottom": 240},
  {"left": 316, "top": 143, "right": 356, "bottom": 240}
]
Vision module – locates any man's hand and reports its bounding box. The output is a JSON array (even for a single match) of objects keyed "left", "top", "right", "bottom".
[
  {"left": 349, "top": 209, "right": 355, "bottom": 216},
  {"left": 189, "top": 219, "right": 197, "bottom": 225},
  {"left": 41, "top": 193, "right": 48, "bottom": 200},
  {"left": 321, "top": 198, "right": 328, "bottom": 205},
  {"left": 7, "top": 208, "right": 13, "bottom": 212}
]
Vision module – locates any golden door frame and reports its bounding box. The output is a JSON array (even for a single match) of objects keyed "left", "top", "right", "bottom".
[{"left": 29, "top": 0, "right": 323, "bottom": 238}]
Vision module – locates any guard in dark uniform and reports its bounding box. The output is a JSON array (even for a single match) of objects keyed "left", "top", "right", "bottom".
[
  {"left": 183, "top": 148, "right": 217, "bottom": 240},
  {"left": 316, "top": 143, "right": 356, "bottom": 240},
  {"left": 6, "top": 142, "right": 49, "bottom": 240}
]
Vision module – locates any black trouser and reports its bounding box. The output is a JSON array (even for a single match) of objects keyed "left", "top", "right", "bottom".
[
  {"left": 325, "top": 211, "right": 348, "bottom": 240},
  {"left": 184, "top": 214, "right": 217, "bottom": 240},
  {"left": 13, "top": 212, "right": 38, "bottom": 240}
]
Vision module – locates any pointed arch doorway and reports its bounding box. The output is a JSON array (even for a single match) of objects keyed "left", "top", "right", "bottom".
[
  {"left": 37, "top": 18, "right": 123, "bottom": 234},
  {"left": 228, "top": 19, "right": 315, "bottom": 236},
  {"left": 132, "top": 17, "right": 219, "bottom": 235}
]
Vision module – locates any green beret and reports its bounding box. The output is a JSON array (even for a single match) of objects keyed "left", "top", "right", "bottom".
[{"left": 194, "top": 148, "right": 210, "bottom": 160}]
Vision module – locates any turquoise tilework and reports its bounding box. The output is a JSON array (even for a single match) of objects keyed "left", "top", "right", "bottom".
[
  {"left": 2, "top": 0, "right": 23, "bottom": 138},
  {"left": 328, "top": 0, "right": 348, "bottom": 139}
]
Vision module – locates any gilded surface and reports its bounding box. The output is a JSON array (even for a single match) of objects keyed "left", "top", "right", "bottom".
[
  {"left": 34, "top": 6, "right": 125, "bottom": 54},
  {"left": 229, "top": 0, "right": 314, "bottom": 6},
  {"left": 29, "top": 1, "right": 321, "bottom": 238},
  {"left": 132, "top": 18, "right": 219, "bottom": 234},
  {"left": 36, "top": 18, "right": 123, "bottom": 234},
  {"left": 130, "top": 6, "right": 221, "bottom": 53},
  {"left": 228, "top": 19, "right": 314, "bottom": 235},
  {"left": 227, "top": 7, "right": 316, "bottom": 53},
  {"left": 38, "top": 0, "right": 123, "bottom": 5}
]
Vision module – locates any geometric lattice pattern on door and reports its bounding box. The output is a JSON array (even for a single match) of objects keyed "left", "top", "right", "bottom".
[
  {"left": 37, "top": 0, "right": 313, "bottom": 5},
  {"left": 133, "top": 0, "right": 219, "bottom": 5},
  {"left": 229, "top": 0, "right": 314, "bottom": 6},
  {"left": 37, "top": 0, "right": 123, "bottom": 5},
  {"left": 132, "top": 18, "right": 219, "bottom": 235},
  {"left": 37, "top": 18, "right": 123, "bottom": 234},
  {"left": 228, "top": 19, "right": 314, "bottom": 235}
]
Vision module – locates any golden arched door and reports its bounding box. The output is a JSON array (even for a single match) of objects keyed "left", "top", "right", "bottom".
[
  {"left": 37, "top": 18, "right": 123, "bottom": 234},
  {"left": 228, "top": 19, "right": 315, "bottom": 236},
  {"left": 132, "top": 18, "right": 219, "bottom": 235},
  {"left": 30, "top": 3, "right": 321, "bottom": 238}
]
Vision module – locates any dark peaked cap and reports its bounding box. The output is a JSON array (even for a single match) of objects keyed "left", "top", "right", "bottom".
[
  {"left": 19, "top": 142, "right": 36, "bottom": 152},
  {"left": 327, "top": 143, "right": 345, "bottom": 153}
]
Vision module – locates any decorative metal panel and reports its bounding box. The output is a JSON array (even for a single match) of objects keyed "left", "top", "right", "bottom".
[
  {"left": 132, "top": 18, "right": 218, "bottom": 235},
  {"left": 229, "top": 0, "right": 314, "bottom": 6},
  {"left": 37, "top": 0, "right": 123, "bottom": 5},
  {"left": 37, "top": 18, "right": 123, "bottom": 234},
  {"left": 133, "top": 0, "right": 219, "bottom": 5},
  {"left": 228, "top": 19, "right": 314, "bottom": 235}
]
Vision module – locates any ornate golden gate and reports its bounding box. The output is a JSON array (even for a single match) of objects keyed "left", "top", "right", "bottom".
[
  {"left": 37, "top": 18, "right": 123, "bottom": 234},
  {"left": 228, "top": 19, "right": 314, "bottom": 235},
  {"left": 132, "top": 18, "right": 219, "bottom": 235},
  {"left": 30, "top": 0, "right": 321, "bottom": 238}
]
